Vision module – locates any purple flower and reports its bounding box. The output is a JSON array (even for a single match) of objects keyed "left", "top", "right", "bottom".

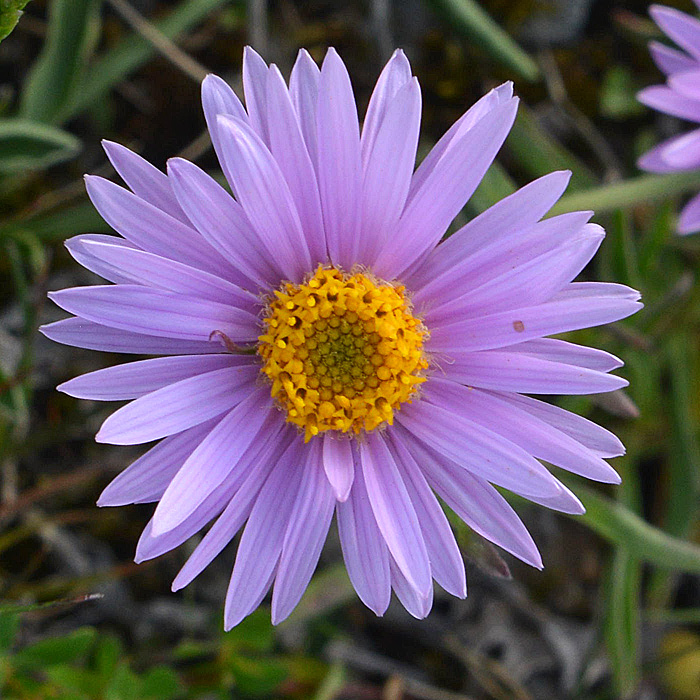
[
  {"left": 638, "top": 2, "right": 700, "bottom": 234},
  {"left": 42, "top": 47, "right": 641, "bottom": 629}
]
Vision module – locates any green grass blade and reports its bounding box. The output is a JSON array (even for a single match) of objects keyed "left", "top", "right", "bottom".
[
  {"left": 572, "top": 484, "right": 700, "bottom": 574},
  {"left": 18, "top": 0, "right": 101, "bottom": 123},
  {"left": 56, "top": 0, "right": 230, "bottom": 124},
  {"left": 0, "top": 0, "right": 31, "bottom": 42},
  {"left": 423, "top": 0, "right": 540, "bottom": 82},
  {"left": 604, "top": 549, "right": 641, "bottom": 698},
  {"left": 0, "top": 118, "right": 81, "bottom": 173},
  {"left": 550, "top": 171, "right": 700, "bottom": 216}
]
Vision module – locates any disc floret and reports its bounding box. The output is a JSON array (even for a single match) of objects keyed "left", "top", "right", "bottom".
[{"left": 258, "top": 266, "right": 428, "bottom": 441}]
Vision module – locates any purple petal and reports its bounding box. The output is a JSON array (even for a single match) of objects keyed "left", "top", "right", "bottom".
[
  {"left": 216, "top": 115, "right": 312, "bottom": 281},
  {"left": 390, "top": 557, "right": 433, "bottom": 619},
  {"left": 499, "top": 392, "right": 625, "bottom": 459},
  {"left": 166, "top": 157, "right": 278, "bottom": 288},
  {"left": 39, "top": 317, "right": 220, "bottom": 355},
  {"left": 101, "top": 140, "right": 188, "bottom": 223},
  {"left": 70, "top": 238, "right": 257, "bottom": 308},
  {"left": 65, "top": 234, "right": 138, "bottom": 285},
  {"left": 525, "top": 480, "right": 585, "bottom": 515},
  {"left": 201, "top": 74, "right": 248, "bottom": 181},
  {"left": 316, "top": 48, "right": 363, "bottom": 269},
  {"left": 505, "top": 338, "right": 623, "bottom": 372},
  {"left": 638, "top": 131, "right": 700, "bottom": 173},
  {"left": 49, "top": 285, "right": 258, "bottom": 342},
  {"left": 265, "top": 64, "right": 327, "bottom": 264},
  {"left": 400, "top": 426, "right": 542, "bottom": 569},
  {"left": 134, "top": 423, "right": 282, "bottom": 563},
  {"left": 95, "top": 365, "right": 260, "bottom": 445},
  {"left": 425, "top": 226, "right": 604, "bottom": 323},
  {"left": 272, "top": 442, "right": 335, "bottom": 624},
  {"left": 428, "top": 296, "right": 643, "bottom": 354},
  {"left": 360, "top": 78, "right": 422, "bottom": 265},
  {"left": 670, "top": 70, "right": 700, "bottom": 102},
  {"left": 414, "top": 210, "right": 593, "bottom": 309},
  {"left": 637, "top": 85, "right": 700, "bottom": 123},
  {"left": 374, "top": 97, "right": 519, "bottom": 279},
  {"left": 648, "top": 40, "right": 696, "bottom": 76},
  {"left": 172, "top": 425, "right": 291, "bottom": 590},
  {"left": 361, "top": 49, "right": 413, "bottom": 163},
  {"left": 224, "top": 439, "right": 306, "bottom": 630},
  {"left": 650, "top": 5, "right": 700, "bottom": 59},
  {"left": 322, "top": 434, "right": 354, "bottom": 502},
  {"left": 336, "top": 453, "right": 391, "bottom": 616},
  {"left": 84, "top": 175, "right": 234, "bottom": 278},
  {"left": 422, "top": 380, "right": 621, "bottom": 483},
  {"left": 59, "top": 354, "right": 248, "bottom": 400},
  {"left": 289, "top": 49, "right": 320, "bottom": 163},
  {"left": 679, "top": 189, "right": 700, "bottom": 234},
  {"left": 442, "top": 350, "right": 627, "bottom": 395},
  {"left": 152, "top": 387, "right": 272, "bottom": 534},
  {"left": 388, "top": 433, "right": 466, "bottom": 598},
  {"left": 242, "top": 46, "right": 270, "bottom": 144},
  {"left": 397, "top": 398, "right": 561, "bottom": 497},
  {"left": 554, "top": 282, "right": 641, "bottom": 301},
  {"left": 405, "top": 170, "right": 572, "bottom": 292},
  {"left": 360, "top": 433, "right": 433, "bottom": 598},
  {"left": 98, "top": 420, "right": 218, "bottom": 506},
  {"left": 406, "top": 82, "right": 513, "bottom": 200}
]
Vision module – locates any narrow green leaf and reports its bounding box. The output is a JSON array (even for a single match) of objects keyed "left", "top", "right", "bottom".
[
  {"left": 56, "top": 0, "right": 231, "bottom": 124},
  {"left": 506, "top": 106, "right": 597, "bottom": 190},
  {"left": 423, "top": 0, "right": 540, "bottom": 82},
  {"left": 571, "top": 484, "right": 700, "bottom": 574},
  {"left": 0, "top": 118, "right": 80, "bottom": 173},
  {"left": 19, "top": 0, "right": 100, "bottom": 123},
  {"left": 549, "top": 171, "right": 700, "bottom": 216},
  {"left": 0, "top": 613, "right": 18, "bottom": 651},
  {"left": 604, "top": 549, "right": 641, "bottom": 698},
  {"left": 13, "top": 627, "right": 96, "bottom": 668},
  {"left": 0, "top": 0, "right": 31, "bottom": 42},
  {"left": 140, "top": 666, "right": 181, "bottom": 699},
  {"left": 104, "top": 664, "right": 142, "bottom": 700},
  {"left": 665, "top": 334, "right": 700, "bottom": 538}
]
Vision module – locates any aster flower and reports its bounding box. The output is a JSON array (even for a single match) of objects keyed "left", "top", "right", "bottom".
[
  {"left": 638, "top": 2, "right": 700, "bottom": 234},
  {"left": 42, "top": 47, "right": 641, "bottom": 629}
]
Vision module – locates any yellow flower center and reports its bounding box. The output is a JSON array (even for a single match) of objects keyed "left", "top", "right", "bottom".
[{"left": 258, "top": 266, "right": 428, "bottom": 441}]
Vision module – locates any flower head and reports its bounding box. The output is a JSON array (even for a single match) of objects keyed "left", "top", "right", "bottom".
[
  {"left": 43, "top": 47, "right": 641, "bottom": 629},
  {"left": 638, "top": 2, "right": 700, "bottom": 233}
]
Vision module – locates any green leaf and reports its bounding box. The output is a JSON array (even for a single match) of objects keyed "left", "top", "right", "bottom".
[
  {"left": 423, "top": 0, "right": 540, "bottom": 82},
  {"left": 603, "top": 549, "right": 641, "bottom": 698},
  {"left": 549, "top": 171, "right": 700, "bottom": 216},
  {"left": 44, "top": 664, "right": 97, "bottom": 697},
  {"left": 94, "top": 635, "right": 123, "bottom": 680},
  {"left": 0, "top": 0, "right": 31, "bottom": 42},
  {"left": 0, "top": 118, "right": 80, "bottom": 173},
  {"left": 19, "top": 0, "right": 100, "bottom": 123},
  {"left": 228, "top": 655, "right": 288, "bottom": 697},
  {"left": 571, "top": 484, "right": 700, "bottom": 574},
  {"left": 104, "top": 663, "right": 141, "bottom": 700},
  {"left": 225, "top": 609, "right": 275, "bottom": 653},
  {"left": 56, "top": 0, "right": 231, "bottom": 124},
  {"left": 140, "top": 666, "right": 181, "bottom": 699},
  {"left": 14, "top": 627, "right": 96, "bottom": 668},
  {"left": 0, "top": 613, "right": 19, "bottom": 651}
]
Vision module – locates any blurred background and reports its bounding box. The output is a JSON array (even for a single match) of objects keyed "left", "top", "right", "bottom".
[{"left": 1, "top": 0, "right": 700, "bottom": 698}]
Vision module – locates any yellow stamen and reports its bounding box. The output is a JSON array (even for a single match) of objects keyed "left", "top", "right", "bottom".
[{"left": 258, "top": 266, "right": 428, "bottom": 441}]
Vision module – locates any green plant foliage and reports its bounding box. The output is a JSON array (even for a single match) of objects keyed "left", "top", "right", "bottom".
[
  {"left": 0, "top": 119, "right": 81, "bottom": 173},
  {"left": 0, "top": 620, "right": 183, "bottom": 700},
  {"left": 0, "top": 0, "right": 30, "bottom": 42},
  {"left": 18, "top": 0, "right": 101, "bottom": 123}
]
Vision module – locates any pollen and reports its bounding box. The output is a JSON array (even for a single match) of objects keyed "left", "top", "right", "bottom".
[{"left": 258, "top": 266, "right": 428, "bottom": 441}]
